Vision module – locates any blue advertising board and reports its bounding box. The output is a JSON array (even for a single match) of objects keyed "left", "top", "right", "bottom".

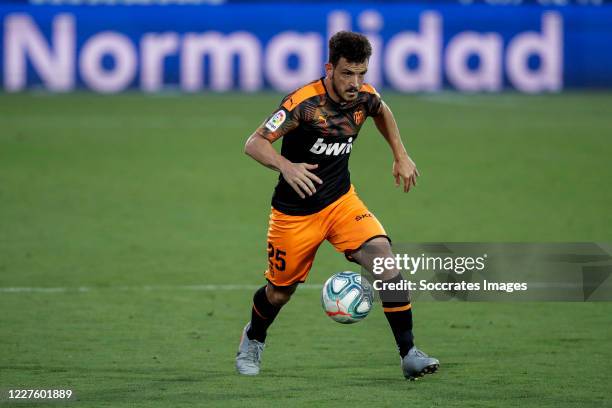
[{"left": 1, "top": 4, "right": 611, "bottom": 92}]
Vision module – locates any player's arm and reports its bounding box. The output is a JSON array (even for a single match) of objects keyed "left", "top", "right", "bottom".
[
  {"left": 244, "top": 131, "right": 323, "bottom": 199},
  {"left": 372, "top": 101, "right": 420, "bottom": 192}
]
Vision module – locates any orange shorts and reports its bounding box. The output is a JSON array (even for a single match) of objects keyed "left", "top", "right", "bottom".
[{"left": 264, "top": 185, "right": 388, "bottom": 286}]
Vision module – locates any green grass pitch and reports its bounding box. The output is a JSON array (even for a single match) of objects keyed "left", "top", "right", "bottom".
[{"left": 1, "top": 92, "right": 611, "bottom": 407}]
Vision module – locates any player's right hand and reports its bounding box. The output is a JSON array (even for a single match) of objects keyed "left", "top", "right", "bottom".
[{"left": 280, "top": 162, "right": 323, "bottom": 199}]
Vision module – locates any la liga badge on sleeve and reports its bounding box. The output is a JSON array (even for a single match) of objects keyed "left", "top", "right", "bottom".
[{"left": 265, "top": 110, "right": 286, "bottom": 131}]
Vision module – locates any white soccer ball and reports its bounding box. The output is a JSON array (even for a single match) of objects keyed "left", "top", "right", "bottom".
[{"left": 321, "top": 271, "right": 374, "bottom": 324}]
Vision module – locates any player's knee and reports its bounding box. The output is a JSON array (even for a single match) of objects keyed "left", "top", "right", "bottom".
[
  {"left": 361, "top": 237, "right": 393, "bottom": 258},
  {"left": 354, "top": 237, "right": 399, "bottom": 280},
  {"left": 266, "top": 282, "right": 298, "bottom": 306}
]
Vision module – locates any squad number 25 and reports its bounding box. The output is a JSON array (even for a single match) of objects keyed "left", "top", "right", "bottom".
[{"left": 267, "top": 243, "right": 286, "bottom": 272}]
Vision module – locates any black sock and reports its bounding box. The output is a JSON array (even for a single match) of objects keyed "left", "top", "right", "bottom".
[
  {"left": 383, "top": 302, "right": 414, "bottom": 358},
  {"left": 379, "top": 274, "right": 414, "bottom": 358},
  {"left": 246, "top": 285, "right": 281, "bottom": 343}
]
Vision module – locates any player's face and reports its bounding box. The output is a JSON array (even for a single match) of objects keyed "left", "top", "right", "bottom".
[{"left": 327, "top": 57, "right": 368, "bottom": 102}]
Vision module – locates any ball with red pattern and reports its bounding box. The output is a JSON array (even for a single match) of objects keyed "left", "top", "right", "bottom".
[{"left": 321, "top": 271, "right": 374, "bottom": 324}]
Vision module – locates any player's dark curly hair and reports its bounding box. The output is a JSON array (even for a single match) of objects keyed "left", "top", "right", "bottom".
[{"left": 328, "top": 31, "right": 372, "bottom": 66}]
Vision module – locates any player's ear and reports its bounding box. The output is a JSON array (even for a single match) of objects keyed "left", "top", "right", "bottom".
[{"left": 325, "top": 62, "right": 333, "bottom": 76}]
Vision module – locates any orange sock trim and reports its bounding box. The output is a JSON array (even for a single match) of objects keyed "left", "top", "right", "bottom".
[
  {"left": 383, "top": 304, "right": 412, "bottom": 313},
  {"left": 252, "top": 303, "right": 268, "bottom": 319}
]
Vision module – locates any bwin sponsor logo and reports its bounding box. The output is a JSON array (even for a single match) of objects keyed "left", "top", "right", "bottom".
[{"left": 310, "top": 137, "right": 353, "bottom": 156}]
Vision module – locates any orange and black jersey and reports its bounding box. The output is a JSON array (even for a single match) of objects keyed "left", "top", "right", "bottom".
[{"left": 255, "top": 78, "right": 383, "bottom": 216}]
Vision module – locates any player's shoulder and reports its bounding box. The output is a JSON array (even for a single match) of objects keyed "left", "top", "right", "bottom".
[
  {"left": 281, "top": 79, "right": 326, "bottom": 112},
  {"left": 359, "top": 83, "right": 380, "bottom": 97}
]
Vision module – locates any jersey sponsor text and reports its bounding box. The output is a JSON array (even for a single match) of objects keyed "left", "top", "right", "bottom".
[{"left": 309, "top": 137, "right": 354, "bottom": 156}]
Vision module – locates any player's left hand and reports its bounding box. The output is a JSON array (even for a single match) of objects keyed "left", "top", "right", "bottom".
[{"left": 393, "top": 156, "right": 419, "bottom": 192}]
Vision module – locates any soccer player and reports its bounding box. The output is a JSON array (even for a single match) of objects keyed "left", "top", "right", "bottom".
[{"left": 236, "top": 31, "right": 439, "bottom": 379}]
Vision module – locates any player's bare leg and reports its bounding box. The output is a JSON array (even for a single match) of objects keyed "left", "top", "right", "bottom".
[
  {"left": 236, "top": 282, "right": 297, "bottom": 375},
  {"left": 350, "top": 237, "right": 439, "bottom": 380}
]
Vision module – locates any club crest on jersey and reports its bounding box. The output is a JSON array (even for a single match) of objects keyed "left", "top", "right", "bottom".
[
  {"left": 265, "top": 110, "right": 286, "bottom": 131},
  {"left": 310, "top": 137, "right": 353, "bottom": 156},
  {"left": 354, "top": 109, "right": 365, "bottom": 125}
]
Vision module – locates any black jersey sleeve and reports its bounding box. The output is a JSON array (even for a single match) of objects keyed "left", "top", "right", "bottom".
[
  {"left": 359, "top": 83, "right": 383, "bottom": 117},
  {"left": 255, "top": 104, "right": 301, "bottom": 143},
  {"left": 365, "top": 90, "right": 383, "bottom": 117}
]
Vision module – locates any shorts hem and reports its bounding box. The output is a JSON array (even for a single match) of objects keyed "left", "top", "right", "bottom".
[{"left": 265, "top": 277, "right": 305, "bottom": 287}]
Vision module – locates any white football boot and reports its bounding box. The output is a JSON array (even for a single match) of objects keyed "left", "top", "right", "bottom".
[
  {"left": 401, "top": 347, "right": 439, "bottom": 380},
  {"left": 235, "top": 323, "right": 265, "bottom": 375}
]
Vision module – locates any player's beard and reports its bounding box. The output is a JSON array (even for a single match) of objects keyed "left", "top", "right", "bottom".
[{"left": 331, "top": 71, "right": 358, "bottom": 103}]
